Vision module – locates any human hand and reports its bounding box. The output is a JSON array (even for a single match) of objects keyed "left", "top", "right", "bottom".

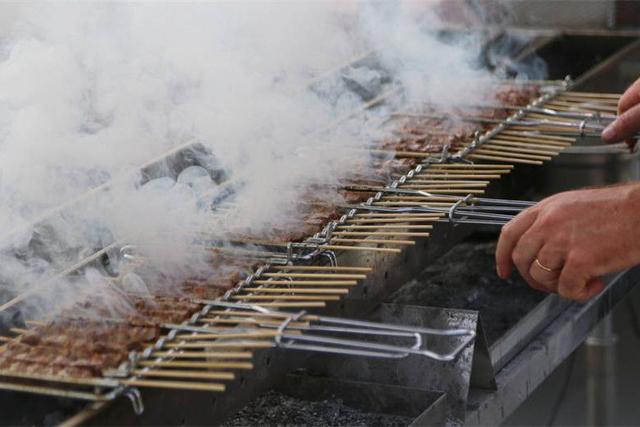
[
  {"left": 602, "top": 77, "right": 640, "bottom": 150},
  {"left": 495, "top": 183, "right": 640, "bottom": 301}
]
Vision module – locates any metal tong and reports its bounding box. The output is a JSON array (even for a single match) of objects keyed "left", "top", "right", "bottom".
[
  {"left": 343, "top": 189, "right": 534, "bottom": 226},
  {"left": 179, "top": 301, "right": 475, "bottom": 362}
]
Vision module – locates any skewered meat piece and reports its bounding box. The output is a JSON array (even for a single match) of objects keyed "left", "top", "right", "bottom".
[{"left": 494, "top": 85, "right": 540, "bottom": 106}]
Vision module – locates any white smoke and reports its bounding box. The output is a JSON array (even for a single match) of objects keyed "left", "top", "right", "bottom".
[{"left": 0, "top": 2, "right": 523, "bottom": 322}]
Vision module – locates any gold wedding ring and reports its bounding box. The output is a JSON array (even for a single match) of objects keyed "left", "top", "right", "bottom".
[{"left": 534, "top": 258, "right": 557, "bottom": 273}]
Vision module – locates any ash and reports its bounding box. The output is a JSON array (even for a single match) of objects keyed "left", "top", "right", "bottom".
[
  {"left": 222, "top": 390, "right": 412, "bottom": 427},
  {"left": 389, "top": 233, "right": 545, "bottom": 345}
]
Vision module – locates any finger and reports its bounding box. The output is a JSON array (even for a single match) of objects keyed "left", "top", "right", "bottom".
[
  {"left": 511, "top": 231, "right": 547, "bottom": 291},
  {"left": 578, "top": 277, "right": 606, "bottom": 302},
  {"left": 602, "top": 103, "right": 640, "bottom": 144},
  {"left": 529, "top": 248, "right": 564, "bottom": 292},
  {"left": 617, "top": 77, "right": 640, "bottom": 115},
  {"left": 496, "top": 208, "right": 538, "bottom": 279},
  {"left": 557, "top": 258, "right": 590, "bottom": 301}
]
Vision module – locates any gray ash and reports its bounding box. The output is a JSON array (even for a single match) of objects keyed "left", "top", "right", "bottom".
[
  {"left": 388, "top": 233, "right": 545, "bottom": 345},
  {"left": 222, "top": 390, "right": 412, "bottom": 427}
]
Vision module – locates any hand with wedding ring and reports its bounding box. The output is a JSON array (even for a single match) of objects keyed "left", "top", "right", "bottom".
[{"left": 495, "top": 183, "right": 640, "bottom": 301}]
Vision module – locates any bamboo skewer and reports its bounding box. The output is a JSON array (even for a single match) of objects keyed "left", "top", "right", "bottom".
[
  {"left": 165, "top": 340, "right": 272, "bottom": 350},
  {"left": 241, "top": 287, "right": 349, "bottom": 294},
  {"left": 252, "top": 280, "right": 357, "bottom": 286},
  {"left": 468, "top": 153, "right": 543, "bottom": 165},
  {"left": 415, "top": 174, "right": 502, "bottom": 179},
  {"left": 138, "top": 360, "right": 254, "bottom": 370},
  {"left": 196, "top": 319, "right": 308, "bottom": 328},
  {"left": 343, "top": 217, "right": 440, "bottom": 223},
  {"left": 419, "top": 169, "right": 511, "bottom": 174},
  {"left": 121, "top": 379, "right": 226, "bottom": 392},
  {"left": 270, "top": 266, "right": 371, "bottom": 272},
  {"left": 427, "top": 163, "right": 514, "bottom": 169},
  {"left": 398, "top": 183, "right": 489, "bottom": 188},
  {"left": 204, "top": 310, "right": 319, "bottom": 321},
  {"left": 395, "top": 180, "right": 490, "bottom": 185},
  {"left": 330, "top": 238, "right": 415, "bottom": 246},
  {"left": 352, "top": 212, "right": 445, "bottom": 217},
  {"left": 336, "top": 224, "right": 433, "bottom": 230},
  {"left": 486, "top": 139, "right": 568, "bottom": 150},
  {"left": 480, "top": 144, "right": 560, "bottom": 156},
  {"left": 164, "top": 341, "right": 274, "bottom": 349},
  {"left": 132, "top": 369, "right": 236, "bottom": 381},
  {"left": 231, "top": 295, "right": 340, "bottom": 301},
  {"left": 318, "top": 244, "right": 401, "bottom": 253},
  {"left": 499, "top": 129, "right": 575, "bottom": 141},
  {"left": 472, "top": 148, "right": 552, "bottom": 161},
  {"left": 331, "top": 231, "right": 430, "bottom": 237},
  {"left": 563, "top": 91, "right": 620, "bottom": 99},
  {"left": 151, "top": 351, "right": 254, "bottom": 359},
  {"left": 253, "top": 302, "right": 326, "bottom": 308},
  {"left": 261, "top": 272, "right": 366, "bottom": 279}
]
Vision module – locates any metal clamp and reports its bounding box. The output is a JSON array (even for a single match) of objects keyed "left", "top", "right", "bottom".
[{"left": 206, "top": 302, "right": 475, "bottom": 362}]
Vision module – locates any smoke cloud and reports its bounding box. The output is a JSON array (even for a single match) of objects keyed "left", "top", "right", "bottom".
[{"left": 0, "top": 2, "right": 532, "bottom": 322}]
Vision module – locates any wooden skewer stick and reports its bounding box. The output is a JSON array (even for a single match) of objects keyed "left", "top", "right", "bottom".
[
  {"left": 499, "top": 129, "right": 575, "bottom": 142},
  {"left": 396, "top": 180, "right": 490, "bottom": 185},
  {"left": 336, "top": 224, "right": 433, "bottom": 230},
  {"left": 232, "top": 295, "right": 341, "bottom": 301},
  {"left": 318, "top": 244, "right": 401, "bottom": 253},
  {"left": 138, "top": 360, "right": 254, "bottom": 370},
  {"left": 205, "top": 310, "right": 320, "bottom": 321},
  {"left": 253, "top": 302, "right": 326, "bottom": 308},
  {"left": 164, "top": 341, "right": 275, "bottom": 349},
  {"left": 398, "top": 183, "right": 488, "bottom": 188},
  {"left": 270, "top": 265, "right": 371, "bottom": 272},
  {"left": 352, "top": 212, "right": 445, "bottom": 217},
  {"left": 473, "top": 148, "right": 552, "bottom": 161},
  {"left": 132, "top": 369, "right": 236, "bottom": 381},
  {"left": 486, "top": 139, "right": 568, "bottom": 150},
  {"left": 468, "top": 153, "right": 543, "bottom": 165},
  {"left": 344, "top": 217, "right": 439, "bottom": 223},
  {"left": 381, "top": 196, "right": 479, "bottom": 202},
  {"left": 9, "top": 328, "right": 29, "bottom": 335},
  {"left": 547, "top": 101, "right": 617, "bottom": 113},
  {"left": 242, "top": 287, "right": 349, "bottom": 294},
  {"left": 415, "top": 174, "right": 502, "bottom": 179},
  {"left": 261, "top": 272, "right": 366, "bottom": 279},
  {"left": 167, "top": 331, "right": 281, "bottom": 339},
  {"left": 198, "top": 319, "right": 308, "bottom": 327},
  {"left": 427, "top": 163, "right": 514, "bottom": 169},
  {"left": 331, "top": 231, "right": 430, "bottom": 237},
  {"left": 252, "top": 279, "right": 357, "bottom": 285},
  {"left": 372, "top": 201, "right": 457, "bottom": 206},
  {"left": 120, "top": 379, "right": 226, "bottom": 392},
  {"left": 482, "top": 144, "right": 560, "bottom": 156},
  {"left": 563, "top": 91, "right": 620, "bottom": 99},
  {"left": 387, "top": 188, "right": 485, "bottom": 194},
  {"left": 166, "top": 340, "right": 272, "bottom": 350},
  {"left": 330, "top": 238, "right": 415, "bottom": 246},
  {"left": 152, "top": 351, "right": 253, "bottom": 359},
  {"left": 420, "top": 169, "right": 511, "bottom": 174},
  {"left": 0, "top": 336, "right": 11, "bottom": 343}
]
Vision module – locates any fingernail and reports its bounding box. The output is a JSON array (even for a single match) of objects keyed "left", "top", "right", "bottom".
[
  {"left": 497, "top": 265, "right": 503, "bottom": 278},
  {"left": 602, "top": 122, "right": 616, "bottom": 142}
]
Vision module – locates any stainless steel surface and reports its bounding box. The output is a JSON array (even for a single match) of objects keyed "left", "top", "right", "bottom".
[{"left": 465, "top": 266, "right": 640, "bottom": 425}]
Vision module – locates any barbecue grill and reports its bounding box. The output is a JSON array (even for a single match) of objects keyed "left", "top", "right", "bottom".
[{"left": 2, "top": 25, "right": 640, "bottom": 426}]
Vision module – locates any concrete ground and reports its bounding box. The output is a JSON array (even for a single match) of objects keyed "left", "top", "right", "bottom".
[{"left": 505, "top": 285, "right": 640, "bottom": 426}]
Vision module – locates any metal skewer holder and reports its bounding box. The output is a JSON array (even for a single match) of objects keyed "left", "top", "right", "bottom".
[{"left": 202, "top": 302, "right": 476, "bottom": 362}]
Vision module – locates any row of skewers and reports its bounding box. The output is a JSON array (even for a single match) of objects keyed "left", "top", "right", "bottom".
[{"left": 0, "top": 81, "right": 622, "bottom": 403}]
